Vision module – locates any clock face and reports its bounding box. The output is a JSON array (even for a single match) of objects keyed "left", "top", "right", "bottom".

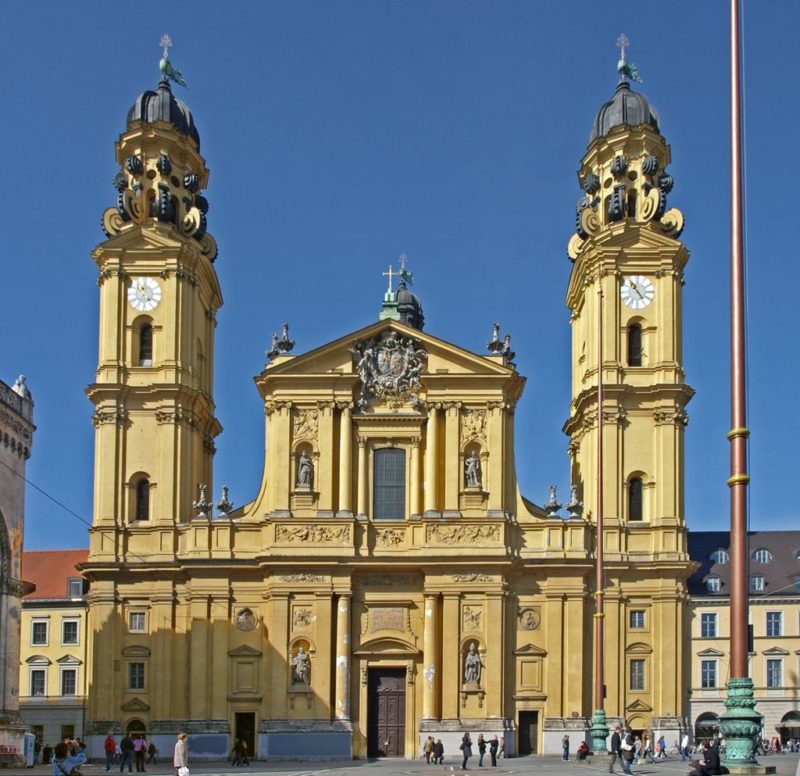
[
  {"left": 620, "top": 275, "right": 655, "bottom": 310},
  {"left": 127, "top": 277, "right": 162, "bottom": 312}
]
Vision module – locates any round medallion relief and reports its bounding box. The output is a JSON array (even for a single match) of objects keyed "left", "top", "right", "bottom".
[
  {"left": 519, "top": 608, "right": 540, "bottom": 630},
  {"left": 236, "top": 608, "right": 257, "bottom": 631}
]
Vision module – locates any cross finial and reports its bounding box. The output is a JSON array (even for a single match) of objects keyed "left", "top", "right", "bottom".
[
  {"left": 160, "top": 33, "right": 173, "bottom": 59},
  {"left": 382, "top": 264, "right": 397, "bottom": 293},
  {"left": 616, "top": 33, "right": 629, "bottom": 62}
]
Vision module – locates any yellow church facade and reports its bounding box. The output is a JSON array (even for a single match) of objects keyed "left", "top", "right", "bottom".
[{"left": 81, "top": 55, "right": 695, "bottom": 760}]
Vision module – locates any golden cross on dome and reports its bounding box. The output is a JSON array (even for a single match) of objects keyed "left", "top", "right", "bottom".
[{"left": 382, "top": 264, "right": 397, "bottom": 293}]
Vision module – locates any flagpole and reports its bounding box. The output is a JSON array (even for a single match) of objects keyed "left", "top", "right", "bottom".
[
  {"left": 589, "top": 279, "right": 608, "bottom": 753},
  {"left": 718, "top": 1, "right": 767, "bottom": 769}
]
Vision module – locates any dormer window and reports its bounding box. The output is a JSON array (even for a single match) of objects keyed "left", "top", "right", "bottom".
[
  {"left": 710, "top": 549, "right": 729, "bottom": 565},
  {"left": 752, "top": 548, "right": 773, "bottom": 564}
]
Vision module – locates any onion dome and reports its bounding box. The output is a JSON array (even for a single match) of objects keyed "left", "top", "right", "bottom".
[
  {"left": 589, "top": 80, "right": 660, "bottom": 142},
  {"left": 126, "top": 79, "right": 200, "bottom": 148}
]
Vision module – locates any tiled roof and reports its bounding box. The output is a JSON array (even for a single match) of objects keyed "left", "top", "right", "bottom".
[
  {"left": 687, "top": 531, "right": 800, "bottom": 597},
  {"left": 22, "top": 549, "right": 88, "bottom": 600}
]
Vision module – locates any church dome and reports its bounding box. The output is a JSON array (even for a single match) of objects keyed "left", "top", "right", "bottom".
[
  {"left": 590, "top": 80, "right": 660, "bottom": 142},
  {"left": 396, "top": 283, "right": 425, "bottom": 330},
  {"left": 127, "top": 79, "right": 200, "bottom": 148}
]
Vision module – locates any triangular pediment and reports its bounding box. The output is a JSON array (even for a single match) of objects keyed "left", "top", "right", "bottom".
[
  {"left": 514, "top": 643, "right": 547, "bottom": 656},
  {"left": 121, "top": 697, "right": 150, "bottom": 712},
  {"left": 121, "top": 645, "right": 151, "bottom": 658},
  {"left": 763, "top": 646, "right": 789, "bottom": 656},
  {"left": 697, "top": 648, "right": 724, "bottom": 657},
  {"left": 56, "top": 654, "right": 82, "bottom": 665},
  {"left": 260, "top": 319, "right": 517, "bottom": 383},
  {"left": 626, "top": 699, "right": 653, "bottom": 712},
  {"left": 228, "top": 644, "right": 263, "bottom": 658},
  {"left": 94, "top": 223, "right": 188, "bottom": 254}
]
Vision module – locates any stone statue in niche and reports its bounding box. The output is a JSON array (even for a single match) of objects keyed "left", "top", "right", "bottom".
[
  {"left": 296, "top": 451, "right": 313, "bottom": 488},
  {"left": 465, "top": 452, "right": 481, "bottom": 488},
  {"left": 463, "top": 641, "right": 481, "bottom": 685},
  {"left": 292, "top": 646, "right": 310, "bottom": 685}
]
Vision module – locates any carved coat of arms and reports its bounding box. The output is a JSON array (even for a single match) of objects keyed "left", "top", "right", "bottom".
[{"left": 351, "top": 330, "right": 427, "bottom": 410}]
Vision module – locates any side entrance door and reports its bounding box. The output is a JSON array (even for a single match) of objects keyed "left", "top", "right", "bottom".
[
  {"left": 234, "top": 712, "right": 256, "bottom": 761},
  {"left": 367, "top": 668, "right": 406, "bottom": 757},
  {"left": 518, "top": 711, "right": 538, "bottom": 755}
]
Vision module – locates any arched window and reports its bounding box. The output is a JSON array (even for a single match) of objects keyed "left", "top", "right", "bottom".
[
  {"left": 373, "top": 448, "right": 406, "bottom": 520},
  {"left": 628, "top": 477, "right": 643, "bottom": 521},
  {"left": 752, "top": 548, "right": 773, "bottom": 564},
  {"left": 135, "top": 479, "right": 150, "bottom": 521},
  {"left": 139, "top": 324, "right": 153, "bottom": 366},
  {"left": 627, "top": 324, "right": 642, "bottom": 367},
  {"left": 710, "top": 549, "right": 729, "bottom": 565}
]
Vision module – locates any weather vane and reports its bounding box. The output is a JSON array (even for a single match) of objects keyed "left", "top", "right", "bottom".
[
  {"left": 159, "top": 32, "right": 189, "bottom": 89},
  {"left": 616, "top": 33, "right": 642, "bottom": 84}
]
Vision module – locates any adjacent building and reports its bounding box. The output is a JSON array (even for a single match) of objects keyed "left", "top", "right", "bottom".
[
  {"left": 687, "top": 532, "right": 800, "bottom": 745},
  {"left": 78, "top": 49, "right": 696, "bottom": 760},
  {"left": 0, "top": 376, "right": 35, "bottom": 758},
  {"left": 18, "top": 550, "right": 89, "bottom": 748}
]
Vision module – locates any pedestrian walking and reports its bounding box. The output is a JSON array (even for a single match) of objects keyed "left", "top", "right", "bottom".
[
  {"left": 119, "top": 734, "right": 134, "bottom": 774},
  {"left": 423, "top": 736, "right": 434, "bottom": 763},
  {"left": 563, "top": 734, "right": 570, "bottom": 761},
  {"left": 434, "top": 739, "right": 444, "bottom": 764},
  {"left": 146, "top": 742, "right": 158, "bottom": 765},
  {"left": 460, "top": 732, "right": 473, "bottom": 770},
  {"left": 621, "top": 732, "right": 635, "bottom": 775},
  {"left": 681, "top": 732, "right": 690, "bottom": 761},
  {"left": 173, "top": 734, "right": 188, "bottom": 776},
  {"left": 609, "top": 726, "right": 622, "bottom": 773}
]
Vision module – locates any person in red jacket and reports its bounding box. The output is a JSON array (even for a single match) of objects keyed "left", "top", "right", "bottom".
[{"left": 103, "top": 734, "right": 116, "bottom": 773}]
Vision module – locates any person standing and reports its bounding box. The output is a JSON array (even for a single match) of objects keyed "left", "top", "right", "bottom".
[
  {"left": 562, "top": 735, "right": 570, "bottom": 761},
  {"left": 460, "top": 732, "right": 473, "bottom": 770},
  {"left": 104, "top": 733, "right": 117, "bottom": 772},
  {"left": 477, "top": 734, "right": 486, "bottom": 767},
  {"left": 423, "top": 736, "right": 434, "bottom": 763},
  {"left": 133, "top": 735, "right": 146, "bottom": 772},
  {"left": 609, "top": 726, "right": 622, "bottom": 774},
  {"left": 119, "top": 733, "right": 134, "bottom": 773},
  {"left": 488, "top": 736, "right": 499, "bottom": 767},
  {"left": 681, "top": 732, "right": 690, "bottom": 761},
  {"left": 173, "top": 734, "right": 188, "bottom": 776},
  {"left": 434, "top": 739, "right": 444, "bottom": 765}
]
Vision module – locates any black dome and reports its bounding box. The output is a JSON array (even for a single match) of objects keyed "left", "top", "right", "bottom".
[
  {"left": 396, "top": 283, "right": 425, "bottom": 330},
  {"left": 127, "top": 79, "right": 200, "bottom": 148},
  {"left": 590, "top": 81, "right": 659, "bottom": 143}
]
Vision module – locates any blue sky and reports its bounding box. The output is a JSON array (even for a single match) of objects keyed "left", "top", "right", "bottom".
[{"left": 2, "top": 1, "right": 797, "bottom": 550}]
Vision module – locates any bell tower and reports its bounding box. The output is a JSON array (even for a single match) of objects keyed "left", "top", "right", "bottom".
[
  {"left": 87, "top": 44, "right": 222, "bottom": 560},
  {"left": 564, "top": 45, "right": 693, "bottom": 549}
]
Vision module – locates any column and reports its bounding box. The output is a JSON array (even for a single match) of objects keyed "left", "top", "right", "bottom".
[
  {"left": 410, "top": 437, "right": 421, "bottom": 517},
  {"left": 357, "top": 437, "right": 368, "bottom": 518},
  {"left": 444, "top": 403, "right": 460, "bottom": 513},
  {"left": 334, "top": 594, "right": 352, "bottom": 720},
  {"left": 424, "top": 406, "right": 439, "bottom": 515},
  {"left": 338, "top": 405, "right": 353, "bottom": 515},
  {"left": 422, "top": 594, "right": 439, "bottom": 719}
]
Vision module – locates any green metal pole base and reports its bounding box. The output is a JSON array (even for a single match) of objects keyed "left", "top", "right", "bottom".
[
  {"left": 719, "top": 677, "right": 765, "bottom": 768},
  {"left": 589, "top": 708, "right": 609, "bottom": 754}
]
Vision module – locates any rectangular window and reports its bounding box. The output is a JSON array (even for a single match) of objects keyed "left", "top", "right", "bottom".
[
  {"left": 62, "top": 619, "right": 79, "bottom": 645},
  {"left": 766, "top": 612, "right": 782, "bottom": 637},
  {"left": 31, "top": 620, "right": 48, "bottom": 646},
  {"left": 701, "top": 659, "right": 717, "bottom": 688},
  {"left": 372, "top": 448, "right": 406, "bottom": 520},
  {"left": 67, "top": 578, "right": 83, "bottom": 598},
  {"left": 629, "top": 659, "right": 645, "bottom": 691},
  {"left": 766, "top": 659, "right": 782, "bottom": 688},
  {"left": 128, "top": 612, "right": 146, "bottom": 632},
  {"left": 60, "top": 669, "right": 77, "bottom": 696},
  {"left": 30, "top": 669, "right": 46, "bottom": 697},
  {"left": 129, "top": 662, "right": 145, "bottom": 691},
  {"left": 701, "top": 612, "right": 718, "bottom": 638},
  {"left": 629, "top": 610, "right": 645, "bottom": 629}
]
